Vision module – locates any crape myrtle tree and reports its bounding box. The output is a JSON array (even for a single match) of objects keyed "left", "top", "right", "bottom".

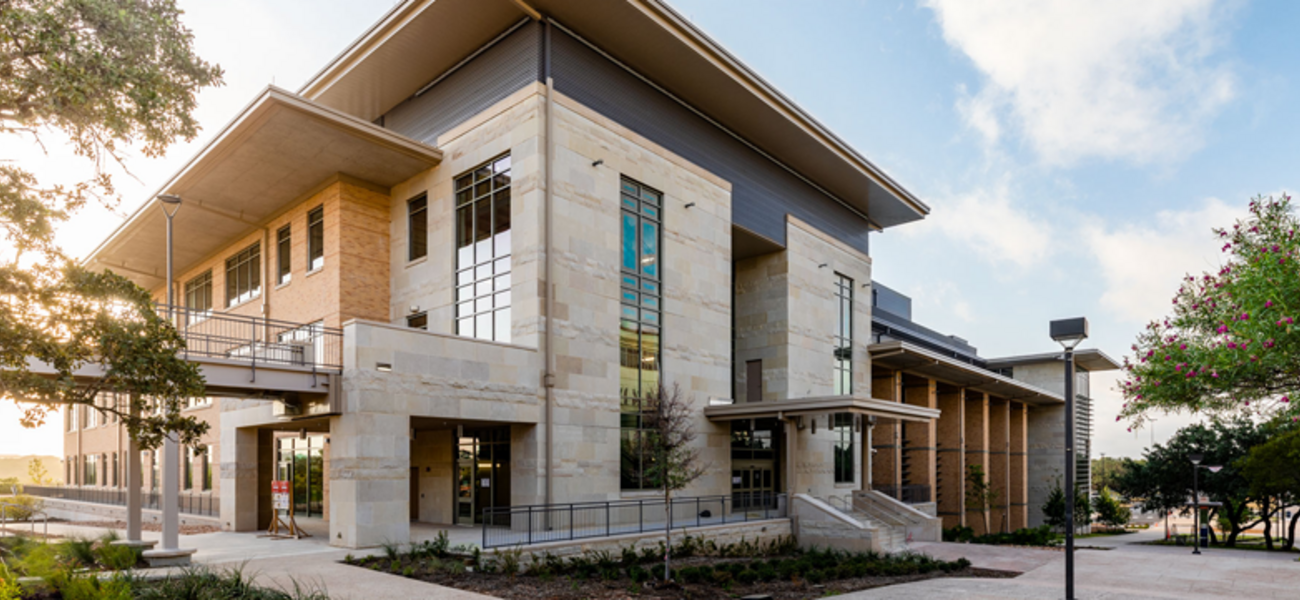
[
  {"left": 1118, "top": 196, "right": 1300, "bottom": 427},
  {"left": 0, "top": 0, "right": 222, "bottom": 448},
  {"left": 621, "top": 382, "right": 707, "bottom": 581}
]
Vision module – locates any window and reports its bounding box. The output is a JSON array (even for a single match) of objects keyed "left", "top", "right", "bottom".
[
  {"left": 149, "top": 452, "right": 159, "bottom": 490},
  {"left": 619, "top": 178, "right": 662, "bottom": 490},
  {"left": 225, "top": 243, "right": 261, "bottom": 307},
  {"left": 65, "top": 458, "right": 71, "bottom": 485},
  {"left": 202, "top": 445, "right": 213, "bottom": 491},
  {"left": 454, "top": 155, "right": 512, "bottom": 342},
  {"left": 184, "top": 447, "right": 194, "bottom": 490},
  {"left": 408, "top": 194, "right": 428, "bottom": 261},
  {"left": 833, "top": 413, "right": 854, "bottom": 483},
  {"left": 833, "top": 274, "right": 853, "bottom": 395},
  {"left": 277, "top": 225, "right": 292, "bottom": 285},
  {"left": 307, "top": 205, "right": 324, "bottom": 272},
  {"left": 83, "top": 454, "right": 97, "bottom": 487},
  {"left": 112, "top": 453, "right": 118, "bottom": 487},
  {"left": 407, "top": 312, "right": 428, "bottom": 330},
  {"left": 184, "top": 270, "right": 212, "bottom": 325}
]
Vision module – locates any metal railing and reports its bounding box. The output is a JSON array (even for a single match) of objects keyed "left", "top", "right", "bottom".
[
  {"left": 0, "top": 502, "right": 49, "bottom": 538},
  {"left": 23, "top": 485, "right": 219, "bottom": 517},
  {"left": 481, "top": 492, "right": 787, "bottom": 549},
  {"left": 870, "top": 484, "right": 932, "bottom": 505},
  {"left": 157, "top": 304, "right": 343, "bottom": 372}
]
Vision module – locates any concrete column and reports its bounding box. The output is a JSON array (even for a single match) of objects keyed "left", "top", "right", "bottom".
[
  {"left": 870, "top": 370, "right": 902, "bottom": 496},
  {"left": 1027, "top": 403, "right": 1065, "bottom": 528},
  {"left": 988, "top": 397, "right": 1011, "bottom": 534},
  {"left": 964, "top": 391, "right": 990, "bottom": 534},
  {"left": 220, "top": 426, "right": 262, "bottom": 532},
  {"left": 936, "top": 386, "right": 965, "bottom": 529},
  {"left": 329, "top": 412, "right": 410, "bottom": 548},
  {"left": 1010, "top": 402, "right": 1029, "bottom": 530},
  {"left": 902, "top": 375, "right": 937, "bottom": 504}
]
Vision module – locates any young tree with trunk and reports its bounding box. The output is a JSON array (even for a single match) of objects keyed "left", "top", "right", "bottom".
[
  {"left": 1042, "top": 476, "right": 1092, "bottom": 533},
  {"left": 965, "top": 464, "right": 999, "bottom": 534},
  {"left": 1093, "top": 487, "right": 1132, "bottom": 530},
  {"left": 1239, "top": 428, "right": 1300, "bottom": 550},
  {"left": 0, "top": 0, "right": 222, "bottom": 447},
  {"left": 622, "top": 382, "right": 707, "bottom": 582}
]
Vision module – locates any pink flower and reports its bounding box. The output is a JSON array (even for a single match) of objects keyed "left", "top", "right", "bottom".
[
  {"left": 1180, "top": 344, "right": 1187, "bottom": 350},
  {"left": 1227, "top": 342, "right": 1237, "bottom": 350},
  {"left": 1266, "top": 300, "right": 1274, "bottom": 308},
  {"left": 1282, "top": 396, "right": 1290, "bottom": 403}
]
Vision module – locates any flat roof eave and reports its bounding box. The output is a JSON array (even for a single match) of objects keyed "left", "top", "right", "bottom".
[
  {"left": 704, "top": 394, "right": 941, "bottom": 423},
  {"left": 869, "top": 340, "right": 1065, "bottom": 405}
]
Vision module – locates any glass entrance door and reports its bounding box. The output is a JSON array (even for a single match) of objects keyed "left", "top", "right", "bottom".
[
  {"left": 455, "top": 426, "right": 511, "bottom": 525},
  {"left": 276, "top": 435, "right": 326, "bottom": 518},
  {"left": 730, "top": 418, "right": 781, "bottom": 511}
]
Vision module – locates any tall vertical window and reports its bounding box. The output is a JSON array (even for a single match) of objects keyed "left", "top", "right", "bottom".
[
  {"left": 619, "top": 178, "right": 662, "bottom": 490},
  {"left": 83, "top": 454, "right": 97, "bottom": 487},
  {"left": 408, "top": 194, "right": 428, "bottom": 261},
  {"left": 184, "top": 270, "right": 212, "bottom": 324},
  {"left": 184, "top": 447, "right": 194, "bottom": 490},
  {"left": 225, "top": 243, "right": 261, "bottom": 307},
  {"left": 277, "top": 224, "right": 292, "bottom": 285},
  {"left": 112, "top": 452, "right": 118, "bottom": 487},
  {"left": 203, "top": 445, "right": 213, "bottom": 491},
  {"left": 307, "top": 205, "right": 324, "bottom": 272},
  {"left": 832, "top": 413, "right": 854, "bottom": 483},
  {"left": 455, "top": 154, "right": 511, "bottom": 342},
  {"left": 833, "top": 274, "right": 853, "bottom": 395}
]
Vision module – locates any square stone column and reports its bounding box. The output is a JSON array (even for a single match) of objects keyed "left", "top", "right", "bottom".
[
  {"left": 329, "top": 412, "right": 410, "bottom": 548},
  {"left": 1009, "top": 402, "right": 1029, "bottom": 530},
  {"left": 964, "top": 391, "right": 990, "bottom": 534},
  {"left": 902, "top": 375, "right": 937, "bottom": 504},
  {"left": 220, "top": 426, "right": 269, "bottom": 532},
  {"left": 988, "top": 397, "right": 1011, "bottom": 534},
  {"left": 870, "top": 370, "right": 902, "bottom": 495},
  {"left": 936, "top": 386, "right": 965, "bottom": 529}
]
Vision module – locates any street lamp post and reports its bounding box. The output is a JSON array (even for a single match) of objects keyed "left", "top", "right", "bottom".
[
  {"left": 151, "top": 194, "right": 191, "bottom": 564},
  {"left": 1188, "top": 453, "right": 1223, "bottom": 555},
  {"left": 1050, "top": 317, "right": 1088, "bottom": 600}
]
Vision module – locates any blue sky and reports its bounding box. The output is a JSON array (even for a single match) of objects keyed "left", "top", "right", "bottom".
[{"left": 7, "top": 0, "right": 1295, "bottom": 458}]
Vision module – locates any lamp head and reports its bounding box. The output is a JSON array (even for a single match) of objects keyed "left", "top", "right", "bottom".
[
  {"left": 1205, "top": 466, "right": 1223, "bottom": 473},
  {"left": 1189, "top": 453, "right": 1204, "bottom": 465},
  {"left": 156, "top": 194, "right": 182, "bottom": 217},
  {"left": 1050, "top": 317, "right": 1089, "bottom": 350}
]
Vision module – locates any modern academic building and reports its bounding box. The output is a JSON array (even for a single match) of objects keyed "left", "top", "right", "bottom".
[{"left": 58, "top": 0, "right": 1116, "bottom": 549}]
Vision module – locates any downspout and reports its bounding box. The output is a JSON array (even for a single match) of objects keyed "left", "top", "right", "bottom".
[{"left": 542, "top": 18, "right": 555, "bottom": 508}]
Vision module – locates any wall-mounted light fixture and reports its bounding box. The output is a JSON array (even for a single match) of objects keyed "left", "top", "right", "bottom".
[
  {"left": 592, "top": 159, "right": 604, "bottom": 167},
  {"left": 376, "top": 362, "right": 393, "bottom": 372},
  {"left": 810, "top": 416, "right": 817, "bottom": 435},
  {"left": 818, "top": 263, "right": 829, "bottom": 269},
  {"left": 684, "top": 202, "right": 696, "bottom": 209},
  {"left": 409, "top": 305, "right": 421, "bottom": 314}
]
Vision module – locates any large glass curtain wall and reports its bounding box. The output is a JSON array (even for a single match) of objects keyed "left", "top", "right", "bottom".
[
  {"left": 454, "top": 154, "right": 512, "bottom": 342},
  {"left": 618, "top": 178, "right": 662, "bottom": 490}
]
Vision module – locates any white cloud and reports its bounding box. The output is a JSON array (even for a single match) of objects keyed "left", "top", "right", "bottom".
[
  {"left": 912, "top": 280, "right": 975, "bottom": 323},
  {"left": 903, "top": 178, "right": 1054, "bottom": 268},
  {"left": 926, "top": 0, "right": 1235, "bottom": 165},
  {"left": 1084, "top": 198, "right": 1242, "bottom": 323}
]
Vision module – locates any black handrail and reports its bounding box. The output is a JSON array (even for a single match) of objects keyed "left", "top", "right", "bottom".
[
  {"left": 480, "top": 491, "right": 786, "bottom": 548},
  {"left": 21, "top": 485, "right": 219, "bottom": 517},
  {"left": 156, "top": 304, "right": 343, "bottom": 371}
]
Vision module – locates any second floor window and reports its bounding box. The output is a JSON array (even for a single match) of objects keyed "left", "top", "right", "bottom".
[
  {"left": 833, "top": 273, "right": 853, "bottom": 395},
  {"left": 277, "top": 224, "right": 291, "bottom": 285},
  {"left": 455, "top": 154, "right": 511, "bottom": 342},
  {"left": 408, "top": 194, "right": 428, "bottom": 261},
  {"left": 184, "top": 270, "right": 212, "bottom": 324},
  {"left": 833, "top": 413, "right": 854, "bottom": 483},
  {"left": 225, "top": 243, "right": 261, "bottom": 307},
  {"left": 307, "top": 205, "right": 324, "bottom": 272}
]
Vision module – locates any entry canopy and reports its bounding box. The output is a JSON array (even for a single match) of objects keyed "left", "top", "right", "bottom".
[
  {"left": 85, "top": 86, "right": 443, "bottom": 288},
  {"left": 869, "top": 340, "right": 1065, "bottom": 405},
  {"left": 704, "top": 394, "right": 940, "bottom": 424}
]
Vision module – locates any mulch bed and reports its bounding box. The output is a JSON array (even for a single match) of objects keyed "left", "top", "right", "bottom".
[{"left": 346, "top": 557, "right": 1016, "bottom": 600}]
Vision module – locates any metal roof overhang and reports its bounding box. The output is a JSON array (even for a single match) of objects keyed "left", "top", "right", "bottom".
[
  {"left": 84, "top": 86, "right": 443, "bottom": 287},
  {"left": 984, "top": 348, "right": 1122, "bottom": 373},
  {"left": 703, "top": 394, "right": 940, "bottom": 424},
  {"left": 869, "top": 340, "right": 1064, "bottom": 406},
  {"left": 297, "top": 0, "right": 929, "bottom": 230}
]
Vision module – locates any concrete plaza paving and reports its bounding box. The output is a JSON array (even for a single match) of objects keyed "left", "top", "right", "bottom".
[{"left": 847, "top": 528, "right": 1300, "bottom": 599}]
